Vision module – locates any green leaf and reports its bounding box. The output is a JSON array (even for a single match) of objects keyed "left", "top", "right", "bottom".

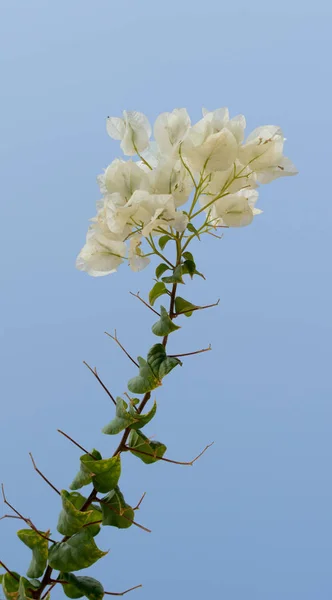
[
  {"left": 174, "top": 296, "right": 197, "bottom": 317},
  {"left": 162, "top": 265, "right": 184, "bottom": 284},
  {"left": 102, "top": 397, "right": 157, "bottom": 434},
  {"left": 67, "top": 492, "right": 102, "bottom": 533},
  {"left": 158, "top": 235, "right": 171, "bottom": 251},
  {"left": 100, "top": 487, "right": 134, "bottom": 529},
  {"left": 60, "top": 573, "right": 104, "bottom": 600},
  {"left": 16, "top": 530, "right": 48, "bottom": 579},
  {"left": 182, "top": 251, "right": 194, "bottom": 262},
  {"left": 77, "top": 455, "right": 121, "bottom": 494},
  {"left": 18, "top": 578, "right": 34, "bottom": 600},
  {"left": 128, "top": 430, "right": 167, "bottom": 465},
  {"left": 148, "top": 282, "right": 168, "bottom": 306},
  {"left": 146, "top": 344, "right": 182, "bottom": 379},
  {"left": 70, "top": 449, "right": 101, "bottom": 491},
  {"left": 155, "top": 263, "right": 170, "bottom": 279},
  {"left": 2, "top": 573, "right": 20, "bottom": 600},
  {"left": 152, "top": 306, "right": 181, "bottom": 337},
  {"left": 182, "top": 260, "right": 196, "bottom": 278},
  {"left": 127, "top": 344, "right": 181, "bottom": 394},
  {"left": 57, "top": 491, "right": 101, "bottom": 537},
  {"left": 48, "top": 529, "right": 107, "bottom": 572},
  {"left": 187, "top": 222, "right": 201, "bottom": 240}
]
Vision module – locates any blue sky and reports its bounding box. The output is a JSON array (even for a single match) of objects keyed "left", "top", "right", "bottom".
[{"left": 0, "top": 1, "right": 331, "bottom": 599}]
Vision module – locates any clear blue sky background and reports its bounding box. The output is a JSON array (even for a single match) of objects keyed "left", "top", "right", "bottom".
[{"left": 1, "top": 1, "right": 331, "bottom": 599}]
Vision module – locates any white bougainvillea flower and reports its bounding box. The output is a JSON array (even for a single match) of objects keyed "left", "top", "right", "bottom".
[
  {"left": 148, "top": 157, "right": 193, "bottom": 207},
  {"left": 182, "top": 118, "right": 238, "bottom": 174},
  {"left": 104, "top": 192, "right": 138, "bottom": 235},
  {"left": 205, "top": 160, "right": 257, "bottom": 197},
  {"left": 127, "top": 190, "right": 188, "bottom": 236},
  {"left": 103, "top": 159, "right": 149, "bottom": 201},
  {"left": 239, "top": 125, "right": 298, "bottom": 183},
  {"left": 128, "top": 234, "right": 150, "bottom": 272},
  {"left": 154, "top": 108, "right": 191, "bottom": 155},
  {"left": 106, "top": 111, "right": 152, "bottom": 156},
  {"left": 202, "top": 189, "right": 261, "bottom": 228},
  {"left": 202, "top": 107, "right": 246, "bottom": 143},
  {"left": 76, "top": 226, "right": 127, "bottom": 277}
]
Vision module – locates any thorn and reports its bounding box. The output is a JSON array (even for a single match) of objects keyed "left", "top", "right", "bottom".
[
  {"left": 104, "top": 584, "right": 143, "bottom": 596},
  {"left": 169, "top": 344, "right": 212, "bottom": 358},
  {"left": 29, "top": 453, "right": 61, "bottom": 496},
  {"left": 105, "top": 330, "right": 139, "bottom": 368},
  {"left": 57, "top": 430, "right": 96, "bottom": 460},
  {"left": 125, "top": 442, "right": 214, "bottom": 466},
  {"left": 83, "top": 361, "right": 116, "bottom": 406},
  {"left": 129, "top": 292, "right": 161, "bottom": 317}
]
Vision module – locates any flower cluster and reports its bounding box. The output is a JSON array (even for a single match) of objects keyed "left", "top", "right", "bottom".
[{"left": 76, "top": 108, "right": 297, "bottom": 276}]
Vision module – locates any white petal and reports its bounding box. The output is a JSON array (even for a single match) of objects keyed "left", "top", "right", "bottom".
[
  {"left": 106, "top": 116, "right": 125, "bottom": 140},
  {"left": 154, "top": 108, "right": 191, "bottom": 154}
]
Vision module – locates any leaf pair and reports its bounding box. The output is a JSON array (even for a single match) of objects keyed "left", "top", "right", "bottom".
[
  {"left": 102, "top": 397, "right": 157, "bottom": 435},
  {"left": 127, "top": 344, "right": 181, "bottom": 394},
  {"left": 70, "top": 450, "right": 121, "bottom": 493}
]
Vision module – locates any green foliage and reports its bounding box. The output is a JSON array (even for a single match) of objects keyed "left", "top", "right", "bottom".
[
  {"left": 158, "top": 235, "right": 171, "bottom": 250},
  {"left": 155, "top": 263, "right": 170, "bottom": 279},
  {"left": 48, "top": 529, "right": 107, "bottom": 572},
  {"left": 100, "top": 487, "right": 134, "bottom": 529},
  {"left": 102, "top": 397, "right": 157, "bottom": 434},
  {"left": 70, "top": 454, "right": 121, "bottom": 494},
  {"left": 18, "top": 577, "right": 35, "bottom": 600},
  {"left": 70, "top": 449, "right": 102, "bottom": 490},
  {"left": 16, "top": 529, "right": 48, "bottom": 579},
  {"left": 60, "top": 573, "right": 104, "bottom": 600},
  {"left": 148, "top": 281, "right": 168, "bottom": 306},
  {"left": 162, "top": 265, "right": 184, "bottom": 284},
  {"left": 57, "top": 491, "right": 102, "bottom": 537},
  {"left": 127, "top": 344, "right": 181, "bottom": 394},
  {"left": 152, "top": 306, "right": 181, "bottom": 337},
  {"left": 1, "top": 573, "right": 20, "bottom": 600},
  {"left": 174, "top": 296, "right": 197, "bottom": 317},
  {"left": 128, "top": 430, "right": 167, "bottom": 464},
  {"left": 187, "top": 222, "right": 201, "bottom": 239}
]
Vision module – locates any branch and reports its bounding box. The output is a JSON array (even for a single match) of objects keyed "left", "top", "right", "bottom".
[
  {"left": 169, "top": 344, "right": 212, "bottom": 358},
  {"left": 174, "top": 299, "right": 220, "bottom": 317},
  {"left": 129, "top": 292, "right": 160, "bottom": 316},
  {"left": 0, "top": 514, "right": 21, "bottom": 521},
  {"left": 105, "top": 330, "right": 139, "bottom": 368},
  {"left": 0, "top": 561, "right": 20, "bottom": 581},
  {"left": 83, "top": 362, "right": 116, "bottom": 406},
  {"left": 29, "top": 453, "right": 61, "bottom": 496},
  {"left": 41, "top": 583, "right": 57, "bottom": 599},
  {"left": 104, "top": 584, "right": 143, "bottom": 596},
  {"left": 133, "top": 492, "right": 146, "bottom": 511},
  {"left": 1, "top": 484, "right": 56, "bottom": 543},
  {"left": 125, "top": 442, "right": 214, "bottom": 466},
  {"left": 57, "top": 430, "right": 96, "bottom": 460}
]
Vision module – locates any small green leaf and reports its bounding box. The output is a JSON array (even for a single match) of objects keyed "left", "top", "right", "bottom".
[
  {"left": 147, "top": 344, "right": 182, "bottom": 379},
  {"left": 67, "top": 492, "right": 102, "bottom": 533},
  {"left": 174, "top": 296, "right": 197, "bottom": 317},
  {"left": 182, "top": 251, "right": 194, "bottom": 261},
  {"left": 162, "top": 265, "right": 184, "bottom": 284},
  {"left": 17, "top": 529, "right": 48, "bottom": 579},
  {"left": 187, "top": 222, "right": 200, "bottom": 239},
  {"left": 18, "top": 577, "right": 34, "bottom": 600},
  {"left": 2, "top": 573, "right": 20, "bottom": 600},
  {"left": 102, "top": 397, "right": 157, "bottom": 434},
  {"left": 182, "top": 260, "right": 196, "bottom": 278},
  {"left": 158, "top": 235, "right": 171, "bottom": 250},
  {"left": 127, "top": 344, "right": 181, "bottom": 394},
  {"left": 148, "top": 282, "right": 168, "bottom": 306},
  {"left": 57, "top": 491, "right": 100, "bottom": 537},
  {"left": 152, "top": 306, "right": 181, "bottom": 337},
  {"left": 70, "top": 449, "right": 102, "bottom": 491},
  {"left": 60, "top": 573, "right": 104, "bottom": 600},
  {"left": 48, "top": 529, "right": 107, "bottom": 572},
  {"left": 155, "top": 263, "right": 170, "bottom": 279},
  {"left": 100, "top": 487, "right": 134, "bottom": 529},
  {"left": 128, "top": 430, "right": 167, "bottom": 465},
  {"left": 77, "top": 455, "right": 121, "bottom": 494}
]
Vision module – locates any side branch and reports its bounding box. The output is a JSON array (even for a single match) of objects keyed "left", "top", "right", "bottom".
[
  {"left": 83, "top": 361, "right": 116, "bottom": 406},
  {"left": 0, "top": 561, "right": 20, "bottom": 581},
  {"left": 129, "top": 292, "right": 160, "bottom": 316},
  {"left": 96, "top": 499, "right": 151, "bottom": 533},
  {"left": 57, "top": 430, "right": 96, "bottom": 460},
  {"left": 174, "top": 299, "right": 220, "bottom": 317},
  {"left": 105, "top": 330, "right": 139, "bottom": 368},
  {"left": 104, "top": 584, "right": 143, "bottom": 596},
  {"left": 1, "top": 484, "right": 56, "bottom": 543},
  {"left": 29, "top": 453, "right": 61, "bottom": 496},
  {"left": 125, "top": 442, "right": 214, "bottom": 466},
  {"left": 169, "top": 344, "right": 211, "bottom": 358}
]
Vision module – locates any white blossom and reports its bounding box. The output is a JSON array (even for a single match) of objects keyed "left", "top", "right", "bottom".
[
  {"left": 106, "top": 111, "right": 151, "bottom": 156},
  {"left": 128, "top": 234, "right": 150, "bottom": 272},
  {"left": 182, "top": 116, "right": 238, "bottom": 174},
  {"left": 76, "top": 226, "right": 126, "bottom": 276},
  {"left": 154, "top": 108, "right": 191, "bottom": 155}
]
